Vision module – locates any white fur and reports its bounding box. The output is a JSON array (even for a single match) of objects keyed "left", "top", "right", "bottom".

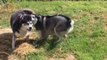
[
  {"left": 67, "top": 20, "right": 74, "bottom": 33},
  {"left": 27, "top": 21, "right": 33, "bottom": 28},
  {"left": 43, "top": 17, "right": 46, "bottom": 29},
  {"left": 15, "top": 22, "right": 33, "bottom": 37},
  {"left": 31, "top": 15, "right": 37, "bottom": 24},
  {"left": 15, "top": 24, "right": 28, "bottom": 37}
]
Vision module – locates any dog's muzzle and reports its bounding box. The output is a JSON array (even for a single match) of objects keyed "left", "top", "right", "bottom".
[{"left": 28, "top": 27, "right": 32, "bottom": 31}]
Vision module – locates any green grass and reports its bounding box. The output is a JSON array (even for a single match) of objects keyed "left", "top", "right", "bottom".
[{"left": 0, "top": 1, "right": 107, "bottom": 60}]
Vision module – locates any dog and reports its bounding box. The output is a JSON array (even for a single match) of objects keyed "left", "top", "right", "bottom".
[
  {"left": 10, "top": 9, "right": 37, "bottom": 50},
  {"left": 33, "top": 14, "right": 74, "bottom": 47}
]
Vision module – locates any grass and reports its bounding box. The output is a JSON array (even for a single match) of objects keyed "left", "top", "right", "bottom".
[{"left": 0, "top": 1, "right": 107, "bottom": 60}]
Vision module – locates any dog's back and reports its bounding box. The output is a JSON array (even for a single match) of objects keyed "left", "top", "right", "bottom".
[
  {"left": 35, "top": 14, "right": 74, "bottom": 37},
  {"left": 44, "top": 15, "right": 72, "bottom": 34},
  {"left": 10, "top": 11, "right": 22, "bottom": 32}
]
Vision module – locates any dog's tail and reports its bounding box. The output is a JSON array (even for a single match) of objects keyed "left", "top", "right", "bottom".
[
  {"left": 66, "top": 19, "right": 74, "bottom": 33},
  {"left": 55, "top": 15, "right": 74, "bottom": 34}
]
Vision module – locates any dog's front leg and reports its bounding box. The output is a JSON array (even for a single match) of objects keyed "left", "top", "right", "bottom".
[
  {"left": 24, "top": 31, "right": 31, "bottom": 42},
  {"left": 12, "top": 34, "right": 16, "bottom": 50},
  {"left": 24, "top": 35, "right": 29, "bottom": 42},
  {"left": 35, "top": 31, "right": 48, "bottom": 48}
]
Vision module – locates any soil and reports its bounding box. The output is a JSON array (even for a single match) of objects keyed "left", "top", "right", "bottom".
[
  {"left": 0, "top": 28, "right": 76, "bottom": 60},
  {"left": 0, "top": 28, "right": 37, "bottom": 60}
]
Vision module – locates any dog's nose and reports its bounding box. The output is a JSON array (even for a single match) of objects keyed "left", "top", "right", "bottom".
[{"left": 28, "top": 27, "right": 32, "bottom": 31}]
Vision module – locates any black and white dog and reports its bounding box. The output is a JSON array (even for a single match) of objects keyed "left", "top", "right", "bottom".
[
  {"left": 10, "top": 9, "right": 37, "bottom": 49},
  {"left": 33, "top": 15, "right": 74, "bottom": 47}
]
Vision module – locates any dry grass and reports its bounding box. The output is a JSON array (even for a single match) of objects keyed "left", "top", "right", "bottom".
[
  {"left": 8, "top": 43, "right": 38, "bottom": 60},
  {"left": 0, "top": 28, "right": 38, "bottom": 60},
  {"left": 49, "top": 54, "right": 76, "bottom": 60},
  {"left": 0, "top": 3, "right": 17, "bottom": 13},
  {"left": 0, "top": 28, "right": 76, "bottom": 60}
]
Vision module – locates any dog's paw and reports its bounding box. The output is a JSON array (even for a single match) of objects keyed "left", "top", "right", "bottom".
[
  {"left": 35, "top": 44, "right": 40, "bottom": 48},
  {"left": 33, "top": 41, "right": 41, "bottom": 48}
]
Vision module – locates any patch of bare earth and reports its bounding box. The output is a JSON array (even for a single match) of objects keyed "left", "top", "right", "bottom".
[
  {"left": 0, "top": 28, "right": 76, "bottom": 60},
  {"left": 104, "top": 24, "right": 107, "bottom": 31},
  {"left": 49, "top": 54, "right": 76, "bottom": 60},
  {"left": 103, "top": 15, "right": 107, "bottom": 31},
  {"left": 0, "top": 28, "right": 38, "bottom": 60}
]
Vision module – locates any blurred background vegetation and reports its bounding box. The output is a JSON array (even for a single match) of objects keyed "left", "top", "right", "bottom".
[{"left": 0, "top": 0, "right": 106, "bottom": 4}]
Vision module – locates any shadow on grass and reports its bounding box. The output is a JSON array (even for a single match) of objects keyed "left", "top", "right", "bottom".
[{"left": 46, "top": 37, "right": 60, "bottom": 51}]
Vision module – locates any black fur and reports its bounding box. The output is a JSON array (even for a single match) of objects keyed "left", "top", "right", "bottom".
[
  {"left": 10, "top": 9, "right": 35, "bottom": 50},
  {"left": 10, "top": 10, "right": 33, "bottom": 33},
  {"left": 34, "top": 15, "right": 71, "bottom": 31},
  {"left": 33, "top": 14, "right": 73, "bottom": 48},
  {"left": 34, "top": 16, "right": 44, "bottom": 30}
]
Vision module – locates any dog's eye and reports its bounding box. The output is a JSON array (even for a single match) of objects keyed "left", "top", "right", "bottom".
[
  {"left": 27, "top": 23, "right": 29, "bottom": 25},
  {"left": 31, "top": 15, "right": 35, "bottom": 18},
  {"left": 24, "top": 23, "right": 29, "bottom": 25},
  {"left": 32, "top": 16, "right": 35, "bottom": 18}
]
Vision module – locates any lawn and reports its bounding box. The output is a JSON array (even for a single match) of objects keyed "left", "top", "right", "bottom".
[{"left": 0, "top": 1, "right": 107, "bottom": 60}]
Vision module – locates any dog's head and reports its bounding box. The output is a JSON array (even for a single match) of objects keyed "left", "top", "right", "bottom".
[
  {"left": 20, "top": 14, "right": 38, "bottom": 31},
  {"left": 31, "top": 14, "right": 44, "bottom": 30}
]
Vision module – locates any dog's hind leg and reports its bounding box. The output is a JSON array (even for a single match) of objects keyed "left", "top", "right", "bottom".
[
  {"left": 54, "top": 27, "right": 64, "bottom": 45},
  {"left": 54, "top": 21, "right": 66, "bottom": 40},
  {"left": 12, "top": 33, "right": 16, "bottom": 50},
  {"left": 54, "top": 22, "right": 68, "bottom": 46}
]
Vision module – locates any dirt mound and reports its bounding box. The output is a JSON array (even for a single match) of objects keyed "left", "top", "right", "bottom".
[
  {"left": 8, "top": 43, "right": 38, "bottom": 60},
  {"left": 49, "top": 54, "right": 76, "bottom": 60},
  {"left": 0, "top": 28, "right": 76, "bottom": 60},
  {"left": 0, "top": 28, "right": 37, "bottom": 60}
]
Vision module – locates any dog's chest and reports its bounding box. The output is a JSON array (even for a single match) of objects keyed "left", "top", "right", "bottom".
[
  {"left": 15, "top": 25, "right": 28, "bottom": 37},
  {"left": 15, "top": 29, "right": 27, "bottom": 37}
]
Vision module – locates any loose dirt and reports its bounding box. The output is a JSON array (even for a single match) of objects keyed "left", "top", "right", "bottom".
[
  {"left": 0, "top": 28, "right": 76, "bottom": 60},
  {"left": 0, "top": 28, "right": 37, "bottom": 60}
]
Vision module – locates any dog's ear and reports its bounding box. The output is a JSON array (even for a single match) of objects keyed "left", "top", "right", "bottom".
[
  {"left": 31, "top": 14, "right": 38, "bottom": 25},
  {"left": 18, "top": 14, "right": 24, "bottom": 20},
  {"left": 17, "top": 14, "right": 27, "bottom": 23},
  {"left": 35, "top": 14, "right": 42, "bottom": 20}
]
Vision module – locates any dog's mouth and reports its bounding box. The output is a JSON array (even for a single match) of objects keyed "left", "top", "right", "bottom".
[{"left": 27, "top": 27, "right": 32, "bottom": 31}]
